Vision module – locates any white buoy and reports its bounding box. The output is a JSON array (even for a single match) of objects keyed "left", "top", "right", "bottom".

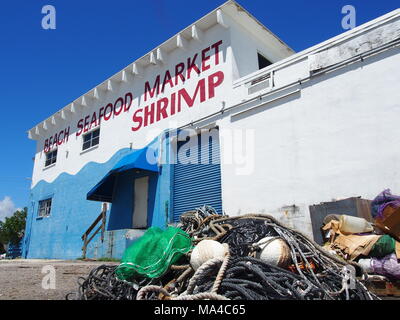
[
  {"left": 358, "top": 258, "right": 373, "bottom": 274},
  {"left": 190, "top": 240, "right": 227, "bottom": 270},
  {"left": 254, "top": 237, "right": 291, "bottom": 267}
]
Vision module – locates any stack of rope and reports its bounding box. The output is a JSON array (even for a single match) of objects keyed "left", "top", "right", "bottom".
[{"left": 68, "top": 207, "right": 378, "bottom": 300}]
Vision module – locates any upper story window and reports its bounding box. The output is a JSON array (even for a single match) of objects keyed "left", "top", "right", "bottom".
[
  {"left": 45, "top": 149, "right": 57, "bottom": 167},
  {"left": 258, "top": 52, "right": 272, "bottom": 70},
  {"left": 82, "top": 128, "right": 100, "bottom": 151},
  {"left": 38, "top": 198, "right": 52, "bottom": 218}
]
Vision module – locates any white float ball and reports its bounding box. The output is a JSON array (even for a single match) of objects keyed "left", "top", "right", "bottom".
[
  {"left": 190, "top": 240, "right": 227, "bottom": 270},
  {"left": 255, "top": 237, "right": 291, "bottom": 267},
  {"left": 358, "top": 258, "right": 373, "bottom": 274}
]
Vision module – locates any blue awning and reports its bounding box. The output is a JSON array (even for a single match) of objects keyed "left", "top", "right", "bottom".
[{"left": 87, "top": 146, "right": 159, "bottom": 202}]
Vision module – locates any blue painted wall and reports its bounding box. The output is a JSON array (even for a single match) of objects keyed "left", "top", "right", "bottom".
[
  {"left": 22, "top": 148, "right": 131, "bottom": 259},
  {"left": 154, "top": 132, "right": 172, "bottom": 227},
  {"left": 85, "top": 229, "right": 146, "bottom": 259},
  {"left": 23, "top": 132, "right": 173, "bottom": 259}
]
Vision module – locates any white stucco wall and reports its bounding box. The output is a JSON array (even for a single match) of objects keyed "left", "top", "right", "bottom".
[
  {"left": 220, "top": 44, "right": 400, "bottom": 238},
  {"left": 30, "top": 4, "right": 293, "bottom": 188}
]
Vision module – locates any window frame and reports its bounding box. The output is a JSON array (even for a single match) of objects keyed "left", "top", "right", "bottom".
[
  {"left": 82, "top": 127, "right": 100, "bottom": 151},
  {"left": 44, "top": 149, "right": 57, "bottom": 167},
  {"left": 38, "top": 198, "right": 52, "bottom": 218}
]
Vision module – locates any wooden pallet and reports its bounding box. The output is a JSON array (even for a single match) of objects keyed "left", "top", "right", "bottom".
[{"left": 365, "top": 279, "right": 400, "bottom": 297}]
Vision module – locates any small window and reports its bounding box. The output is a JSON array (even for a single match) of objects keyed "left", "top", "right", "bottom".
[
  {"left": 38, "top": 198, "right": 52, "bottom": 218},
  {"left": 45, "top": 149, "right": 57, "bottom": 167},
  {"left": 258, "top": 53, "right": 272, "bottom": 70},
  {"left": 82, "top": 128, "right": 100, "bottom": 151}
]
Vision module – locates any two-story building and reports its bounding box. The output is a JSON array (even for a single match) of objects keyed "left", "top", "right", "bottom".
[{"left": 23, "top": 1, "right": 400, "bottom": 259}]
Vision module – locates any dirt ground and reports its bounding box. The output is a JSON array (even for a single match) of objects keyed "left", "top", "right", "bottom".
[
  {"left": 0, "top": 259, "right": 117, "bottom": 300},
  {"left": 1, "top": 259, "right": 398, "bottom": 300}
]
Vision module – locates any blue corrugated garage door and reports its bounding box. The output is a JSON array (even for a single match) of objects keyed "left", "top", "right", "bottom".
[{"left": 173, "top": 130, "right": 222, "bottom": 222}]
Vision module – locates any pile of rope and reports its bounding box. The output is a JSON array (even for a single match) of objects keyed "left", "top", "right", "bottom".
[
  {"left": 68, "top": 206, "right": 379, "bottom": 300},
  {"left": 66, "top": 264, "right": 165, "bottom": 300}
]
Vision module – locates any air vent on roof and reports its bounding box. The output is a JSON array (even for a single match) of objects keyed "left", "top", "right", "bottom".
[{"left": 247, "top": 73, "right": 272, "bottom": 95}]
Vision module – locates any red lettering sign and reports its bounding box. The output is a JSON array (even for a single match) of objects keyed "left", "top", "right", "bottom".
[
  {"left": 131, "top": 70, "right": 224, "bottom": 132},
  {"left": 44, "top": 127, "right": 70, "bottom": 152}
]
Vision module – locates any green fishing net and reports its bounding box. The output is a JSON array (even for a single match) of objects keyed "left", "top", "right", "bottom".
[
  {"left": 369, "top": 234, "right": 396, "bottom": 258},
  {"left": 115, "top": 226, "right": 192, "bottom": 280}
]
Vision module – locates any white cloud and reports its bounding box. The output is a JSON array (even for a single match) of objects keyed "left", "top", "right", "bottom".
[{"left": 0, "top": 196, "right": 17, "bottom": 222}]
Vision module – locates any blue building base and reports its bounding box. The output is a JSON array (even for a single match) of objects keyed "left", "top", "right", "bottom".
[{"left": 85, "top": 229, "right": 145, "bottom": 260}]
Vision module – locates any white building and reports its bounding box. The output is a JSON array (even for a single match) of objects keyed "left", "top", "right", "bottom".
[{"left": 23, "top": 1, "right": 400, "bottom": 259}]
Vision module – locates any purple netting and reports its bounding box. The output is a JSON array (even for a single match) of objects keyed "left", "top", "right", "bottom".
[
  {"left": 371, "top": 254, "right": 400, "bottom": 280},
  {"left": 371, "top": 189, "right": 400, "bottom": 219}
]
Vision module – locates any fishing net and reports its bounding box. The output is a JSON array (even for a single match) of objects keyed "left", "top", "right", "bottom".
[
  {"left": 115, "top": 226, "right": 192, "bottom": 280},
  {"left": 219, "top": 218, "right": 278, "bottom": 257}
]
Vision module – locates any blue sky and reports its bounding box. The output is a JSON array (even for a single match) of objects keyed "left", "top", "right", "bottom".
[{"left": 0, "top": 0, "right": 398, "bottom": 220}]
